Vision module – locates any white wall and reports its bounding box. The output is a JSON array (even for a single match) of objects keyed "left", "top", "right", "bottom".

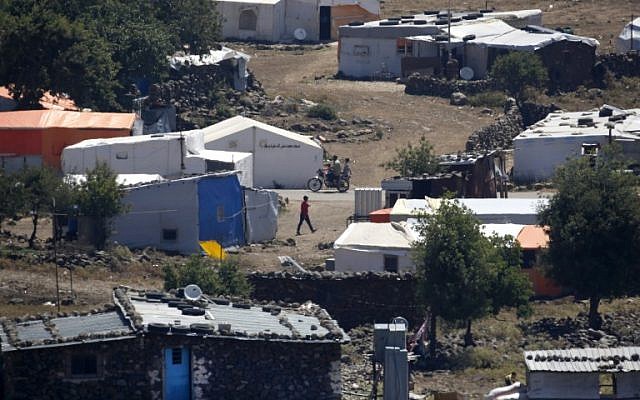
[
  {"left": 112, "top": 180, "right": 200, "bottom": 254},
  {"left": 615, "top": 372, "right": 640, "bottom": 399},
  {"left": 339, "top": 37, "right": 403, "bottom": 78},
  {"left": 334, "top": 248, "right": 414, "bottom": 272},
  {"left": 285, "top": 0, "right": 319, "bottom": 41},
  {"left": 205, "top": 126, "right": 322, "bottom": 188},
  {"left": 527, "top": 372, "right": 599, "bottom": 399},
  {"left": 217, "top": 1, "right": 284, "bottom": 42}
]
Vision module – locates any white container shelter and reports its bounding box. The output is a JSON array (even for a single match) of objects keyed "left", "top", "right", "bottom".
[
  {"left": 513, "top": 108, "right": 640, "bottom": 184},
  {"left": 616, "top": 17, "right": 640, "bottom": 54},
  {"left": 202, "top": 116, "right": 323, "bottom": 188}
]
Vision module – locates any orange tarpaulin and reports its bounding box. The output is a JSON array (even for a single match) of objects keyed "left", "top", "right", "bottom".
[
  {"left": 0, "top": 110, "right": 135, "bottom": 169},
  {"left": 517, "top": 225, "right": 549, "bottom": 249}
]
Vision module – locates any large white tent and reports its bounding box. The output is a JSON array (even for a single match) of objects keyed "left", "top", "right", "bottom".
[
  {"left": 513, "top": 107, "right": 640, "bottom": 183},
  {"left": 616, "top": 17, "right": 640, "bottom": 54},
  {"left": 62, "top": 131, "right": 254, "bottom": 187},
  {"left": 202, "top": 116, "right": 323, "bottom": 188}
]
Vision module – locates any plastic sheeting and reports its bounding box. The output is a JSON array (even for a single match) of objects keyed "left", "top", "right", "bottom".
[
  {"left": 244, "top": 188, "right": 278, "bottom": 243},
  {"left": 0, "top": 110, "right": 135, "bottom": 130},
  {"left": 197, "top": 174, "right": 245, "bottom": 248},
  {"left": 616, "top": 17, "right": 640, "bottom": 54}
]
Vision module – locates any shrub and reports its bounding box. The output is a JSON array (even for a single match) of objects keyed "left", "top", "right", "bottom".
[
  {"left": 453, "top": 347, "right": 503, "bottom": 370},
  {"left": 163, "top": 255, "right": 251, "bottom": 297},
  {"left": 307, "top": 103, "right": 337, "bottom": 120},
  {"left": 468, "top": 91, "right": 507, "bottom": 108}
]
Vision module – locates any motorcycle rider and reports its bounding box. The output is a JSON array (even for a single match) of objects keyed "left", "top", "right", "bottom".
[{"left": 327, "top": 155, "right": 341, "bottom": 186}]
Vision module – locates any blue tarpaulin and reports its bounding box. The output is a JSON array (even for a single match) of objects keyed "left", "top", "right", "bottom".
[{"left": 197, "top": 174, "right": 244, "bottom": 248}]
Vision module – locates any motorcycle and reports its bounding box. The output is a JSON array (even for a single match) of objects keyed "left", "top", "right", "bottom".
[{"left": 307, "top": 168, "right": 350, "bottom": 192}]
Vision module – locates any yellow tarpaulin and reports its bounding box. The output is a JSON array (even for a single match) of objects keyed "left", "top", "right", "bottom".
[{"left": 199, "top": 240, "right": 227, "bottom": 260}]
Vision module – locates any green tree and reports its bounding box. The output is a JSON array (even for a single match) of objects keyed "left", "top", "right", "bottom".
[
  {"left": 488, "top": 235, "right": 533, "bottom": 317},
  {"left": 490, "top": 52, "right": 548, "bottom": 108},
  {"left": 18, "top": 167, "right": 64, "bottom": 247},
  {"left": 152, "top": 0, "right": 220, "bottom": 53},
  {"left": 0, "top": 171, "right": 24, "bottom": 231},
  {"left": 383, "top": 136, "right": 440, "bottom": 177},
  {"left": 76, "top": 163, "right": 126, "bottom": 249},
  {"left": 0, "top": 4, "right": 118, "bottom": 110},
  {"left": 163, "top": 256, "right": 251, "bottom": 297},
  {"left": 539, "top": 145, "right": 640, "bottom": 328}
]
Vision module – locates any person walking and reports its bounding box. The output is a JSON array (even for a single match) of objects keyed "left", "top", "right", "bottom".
[{"left": 296, "top": 195, "right": 316, "bottom": 235}]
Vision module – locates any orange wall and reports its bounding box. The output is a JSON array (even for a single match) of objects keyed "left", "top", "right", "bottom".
[
  {"left": 0, "top": 130, "right": 43, "bottom": 155},
  {"left": 41, "top": 128, "right": 130, "bottom": 169},
  {"left": 524, "top": 267, "right": 565, "bottom": 298},
  {"left": 0, "top": 128, "right": 130, "bottom": 170}
]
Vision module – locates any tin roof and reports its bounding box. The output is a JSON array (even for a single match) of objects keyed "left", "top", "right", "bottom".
[
  {"left": 1, "top": 310, "right": 134, "bottom": 351},
  {"left": 115, "top": 287, "right": 349, "bottom": 344},
  {"left": 524, "top": 347, "right": 640, "bottom": 373}
]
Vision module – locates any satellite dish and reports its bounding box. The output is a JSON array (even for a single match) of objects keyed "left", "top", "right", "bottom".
[
  {"left": 460, "top": 66, "right": 474, "bottom": 81},
  {"left": 294, "top": 28, "right": 307, "bottom": 41},
  {"left": 184, "top": 284, "right": 203, "bottom": 301}
]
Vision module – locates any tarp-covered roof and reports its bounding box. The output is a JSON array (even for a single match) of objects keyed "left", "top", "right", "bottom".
[
  {"left": 525, "top": 347, "right": 640, "bottom": 373},
  {"left": 169, "top": 46, "right": 250, "bottom": 70},
  {"left": 202, "top": 115, "right": 321, "bottom": 149},
  {"left": 0, "top": 110, "right": 136, "bottom": 130},
  {"left": 334, "top": 221, "right": 417, "bottom": 250},
  {"left": 391, "top": 197, "right": 548, "bottom": 218}
]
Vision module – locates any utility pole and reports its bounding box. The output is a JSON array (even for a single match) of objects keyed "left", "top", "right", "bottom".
[
  {"left": 179, "top": 132, "right": 185, "bottom": 172},
  {"left": 448, "top": 0, "right": 451, "bottom": 47}
]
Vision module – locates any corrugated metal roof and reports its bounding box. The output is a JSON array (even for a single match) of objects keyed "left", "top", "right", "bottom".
[
  {"left": 16, "top": 321, "right": 53, "bottom": 342},
  {"left": 52, "top": 312, "right": 131, "bottom": 339},
  {"left": 524, "top": 347, "right": 640, "bottom": 372},
  {"left": 0, "top": 325, "right": 15, "bottom": 352}
]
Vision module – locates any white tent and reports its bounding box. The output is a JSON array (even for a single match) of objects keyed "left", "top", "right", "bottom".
[
  {"left": 61, "top": 131, "right": 254, "bottom": 186},
  {"left": 202, "top": 116, "right": 323, "bottom": 188},
  {"left": 333, "top": 222, "right": 417, "bottom": 272},
  {"left": 513, "top": 108, "right": 640, "bottom": 183},
  {"left": 616, "top": 17, "right": 640, "bottom": 54},
  {"left": 390, "top": 197, "right": 548, "bottom": 225}
]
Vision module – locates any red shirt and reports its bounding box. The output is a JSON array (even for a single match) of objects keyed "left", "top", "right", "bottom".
[{"left": 301, "top": 201, "right": 310, "bottom": 216}]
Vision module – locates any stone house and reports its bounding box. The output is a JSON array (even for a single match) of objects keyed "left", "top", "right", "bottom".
[{"left": 0, "top": 286, "right": 348, "bottom": 400}]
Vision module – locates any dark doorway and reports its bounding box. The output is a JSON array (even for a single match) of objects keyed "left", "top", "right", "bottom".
[{"left": 319, "top": 6, "right": 331, "bottom": 41}]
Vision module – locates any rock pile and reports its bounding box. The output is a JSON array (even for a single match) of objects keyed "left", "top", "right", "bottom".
[{"left": 465, "top": 100, "right": 524, "bottom": 152}]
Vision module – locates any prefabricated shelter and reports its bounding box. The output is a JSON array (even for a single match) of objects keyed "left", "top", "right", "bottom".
[
  {"left": 616, "top": 17, "right": 640, "bottom": 54},
  {"left": 390, "top": 197, "right": 548, "bottom": 224},
  {"left": 338, "top": 9, "right": 543, "bottom": 79},
  {"left": 62, "top": 130, "right": 254, "bottom": 187},
  {"left": 111, "top": 173, "right": 245, "bottom": 254},
  {"left": 0, "top": 286, "right": 349, "bottom": 400},
  {"left": 513, "top": 107, "right": 640, "bottom": 184},
  {"left": 404, "top": 19, "right": 597, "bottom": 87},
  {"left": 203, "top": 116, "right": 323, "bottom": 188},
  {"left": 0, "top": 110, "right": 137, "bottom": 172},
  {"left": 524, "top": 347, "right": 640, "bottom": 399},
  {"left": 216, "top": 0, "right": 379, "bottom": 42},
  {"left": 333, "top": 221, "right": 417, "bottom": 272}
]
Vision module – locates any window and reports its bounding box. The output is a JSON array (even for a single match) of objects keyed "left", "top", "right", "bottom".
[
  {"left": 217, "top": 205, "right": 224, "bottom": 223},
  {"left": 384, "top": 254, "right": 399, "bottom": 272},
  {"left": 162, "top": 229, "right": 178, "bottom": 241},
  {"left": 69, "top": 353, "right": 100, "bottom": 378},
  {"left": 396, "top": 39, "right": 413, "bottom": 55},
  {"left": 115, "top": 151, "right": 128, "bottom": 160},
  {"left": 239, "top": 9, "right": 257, "bottom": 31},
  {"left": 354, "top": 45, "right": 369, "bottom": 56}
]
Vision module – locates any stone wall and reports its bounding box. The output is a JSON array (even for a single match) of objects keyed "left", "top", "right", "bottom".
[
  {"left": 597, "top": 52, "right": 640, "bottom": 78},
  {"left": 249, "top": 272, "right": 423, "bottom": 330},
  {"left": 2, "top": 335, "right": 341, "bottom": 400},
  {"left": 404, "top": 75, "right": 497, "bottom": 98},
  {"left": 465, "top": 102, "right": 524, "bottom": 152}
]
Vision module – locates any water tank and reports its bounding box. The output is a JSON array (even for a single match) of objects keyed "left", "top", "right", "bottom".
[{"left": 354, "top": 188, "right": 384, "bottom": 218}]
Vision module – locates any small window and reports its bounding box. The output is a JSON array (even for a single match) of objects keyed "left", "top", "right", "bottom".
[
  {"left": 70, "top": 354, "right": 99, "bottom": 378},
  {"left": 115, "top": 151, "right": 128, "bottom": 160},
  {"left": 384, "top": 254, "right": 399, "bottom": 272},
  {"left": 354, "top": 45, "right": 369, "bottom": 56},
  {"left": 239, "top": 9, "right": 257, "bottom": 31},
  {"left": 396, "top": 39, "right": 413, "bottom": 55},
  {"left": 162, "top": 229, "right": 178, "bottom": 241},
  {"left": 172, "top": 348, "right": 182, "bottom": 365},
  {"left": 217, "top": 205, "right": 224, "bottom": 223}
]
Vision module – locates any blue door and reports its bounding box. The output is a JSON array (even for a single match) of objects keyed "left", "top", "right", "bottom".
[{"left": 164, "top": 347, "right": 190, "bottom": 400}]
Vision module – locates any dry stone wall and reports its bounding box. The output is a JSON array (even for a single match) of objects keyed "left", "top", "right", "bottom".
[{"left": 404, "top": 75, "right": 497, "bottom": 98}]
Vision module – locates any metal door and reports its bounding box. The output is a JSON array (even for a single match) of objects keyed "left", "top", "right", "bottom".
[
  {"left": 319, "top": 6, "right": 331, "bottom": 41},
  {"left": 164, "top": 347, "right": 190, "bottom": 400}
]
